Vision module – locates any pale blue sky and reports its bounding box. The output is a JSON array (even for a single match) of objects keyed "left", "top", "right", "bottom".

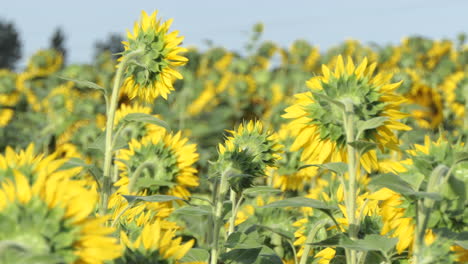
[{"left": 1, "top": 0, "right": 467, "bottom": 65}]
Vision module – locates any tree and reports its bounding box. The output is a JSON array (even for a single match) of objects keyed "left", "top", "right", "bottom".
[
  {"left": 94, "top": 33, "right": 124, "bottom": 60},
  {"left": 50, "top": 27, "right": 67, "bottom": 64},
  {"left": 0, "top": 19, "right": 21, "bottom": 70}
]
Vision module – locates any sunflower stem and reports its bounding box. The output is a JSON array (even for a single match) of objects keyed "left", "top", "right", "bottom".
[
  {"left": 299, "top": 219, "right": 331, "bottom": 264},
  {"left": 228, "top": 189, "right": 244, "bottom": 240},
  {"left": 343, "top": 101, "right": 358, "bottom": 264},
  {"left": 211, "top": 168, "right": 230, "bottom": 264},
  {"left": 100, "top": 48, "right": 144, "bottom": 216}
]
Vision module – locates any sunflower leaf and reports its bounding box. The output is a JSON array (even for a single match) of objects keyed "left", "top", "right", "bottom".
[
  {"left": 180, "top": 248, "right": 210, "bottom": 262},
  {"left": 298, "top": 162, "right": 348, "bottom": 175},
  {"left": 243, "top": 186, "right": 282, "bottom": 196},
  {"left": 369, "top": 173, "right": 442, "bottom": 200},
  {"left": 221, "top": 247, "right": 263, "bottom": 264},
  {"left": 310, "top": 234, "right": 397, "bottom": 254},
  {"left": 454, "top": 151, "right": 468, "bottom": 165},
  {"left": 123, "top": 113, "right": 170, "bottom": 131},
  {"left": 57, "top": 75, "right": 107, "bottom": 94},
  {"left": 348, "top": 141, "right": 377, "bottom": 156},
  {"left": 122, "top": 194, "right": 186, "bottom": 204},
  {"left": 259, "top": 197, "right": 337, "bottom": 212},
  {"left": 173, "top": 205, "right": 212, "bottom": 216},
  {"left": 356, "top": 117, "right": 388, "bottom": 136}
]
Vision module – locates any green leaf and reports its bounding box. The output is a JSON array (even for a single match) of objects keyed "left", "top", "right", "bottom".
[
  {"left": 221, "top": 247, "right": 262, "bottom": 264},
  {"left": 173, "top": 205, "right": 212, "bottom": 216},
  {"left": 88, "top": 132, "right": 127, "bottom": 152},
  {"left": 370, "top": 173, "right": 442, "bottom": 200},
  {"left": 348, "top": 141, "right": 377, "bottom": 156},
  {"left": 454, "top": 151, "right": 468, "bottom": 165},
  {"left": 225, "top": 231, "right": 262, "bottom": 249},
  {"left": 260, "top": 197, "right": 337, "bottom": 211},
  {"left": 311, "top": 91, "right": 345, "bottom": 110},
  {"left": 123, "top": 113, "right": 170, "bottom": 131},
  {"left": 357, "top": 117, "right": 388, "bottom": 135},
  {"left": 243, "top": 186, "right": 282, "bottom": 196},
  {"left": 255, "top": 225, "right": 294, "bottom": 240},
  {"left": 254, "top": 247, "right": 283, "bottom": 264},
  {"left": 57, "top": 75, "right": 106, "bottom": 93},
  {"left": 179, "top": 248, "right": 210, "bottom": 263},
  {"left": 122, "top": 194, "right": 186, "bottom": 204},
  {"left": 298, "top": 162, "right": 348, "bottom": 175},
  {"left": 311, "top": 234, "right": 397, "bottom": 254},
  {"left": 88, "top": 133, "right": 105, "bottom": 151}
]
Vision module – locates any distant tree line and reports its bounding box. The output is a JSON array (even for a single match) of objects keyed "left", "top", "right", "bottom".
[{"left": 0, "top": 18, "right": 124, "bottom": 70}]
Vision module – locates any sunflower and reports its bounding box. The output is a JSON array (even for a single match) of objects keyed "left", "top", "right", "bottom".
[
  {"left": 113, "top": 103, "right": 166, "bottom": 142},
  {"left": 439, "top": 71, "right": 467, "bottom": 125},
  {"left": 109, "top": 129, "right": 199, "bottom": 224},
  {"left": 0, "top": 70, "right": 19, "bottom": 127},
  {"left": 121, "top": 10, "right": 188, "bottom": 101},
  {"left": 283, "top": 55, "right": 410, "bottom": 173},
  {"left": 217, "top": 120, "right": 283, "bottom": 192},
  {"left": 26, "top": 49, "right": 63, "bottom": 76},
  {"left": 407, "top": 82, "right": 443, "bottom": 129},
  {"left": 116, "top": 218, "right": 194, "bottom": 264},
  {"left": 0, "top": 148, "right": 121, "bottom": 263}
]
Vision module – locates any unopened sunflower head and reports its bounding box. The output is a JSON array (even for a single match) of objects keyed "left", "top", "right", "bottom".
[
  {"left": 0, "top": 160, "right": 120, "bottom": 263},
  {"left": 283, "top": 55, "right": 411, "bottom": 172},
  {"left": 121, "top": 10, "right": 188, "bottom": 102},
  {"left": 116, "top": 218, "right": 194, "bottom": 264},
  {"left": 217, "top": 120, "right": 283, "bottom": 192}
]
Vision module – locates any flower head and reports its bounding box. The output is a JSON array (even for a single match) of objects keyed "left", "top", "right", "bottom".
[
  {"left": 121, "top": 10, "right": 188, "bottom": 101},
  {"left": 0, "top": 147, "right": 121, "bottom": 264},
  {"left": 217, "top": 120, "right": 283, "bottom": 192},
  {"left": 116, "top": 219, "right": 193, "bottom": 264},
  {"left": 283, "top": 55, "right": 410, "bottom": 172}
]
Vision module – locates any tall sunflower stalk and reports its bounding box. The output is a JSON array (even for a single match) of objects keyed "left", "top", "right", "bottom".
[
  {"left": 100, "top": 49, "right": 143, "bottom": 215},
  {"left": 99, "top": 10, "right": 188, "bottom": 215}
]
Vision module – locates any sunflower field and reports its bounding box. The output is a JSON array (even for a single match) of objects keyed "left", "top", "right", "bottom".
[{"left": 0, "top": 10, "right": 467, "bottom": 264}]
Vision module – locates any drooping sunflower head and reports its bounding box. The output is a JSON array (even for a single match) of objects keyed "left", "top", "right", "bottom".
[
  {"left": 217, "top": 120, "right": 283, "bottom": 192},
  {"left": 116, "top": 219, "right": 194, "bottom": 264},
  {"left": 283, "top": 55, "right": 410, "bottom": 172},
  {"left": 0, "top": 160, "right": 121, "bottom": 263},
  {"left": 121, "top": 10, "right": 188, "bottom": 101}
]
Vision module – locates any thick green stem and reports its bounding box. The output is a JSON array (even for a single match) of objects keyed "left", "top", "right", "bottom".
[
  {"left": 99, "top": 49, "right": 144, "bottom": 216},
  {"left": 299, "top": 219, "right": 331, "bottom": 264},
  {"left": 210, "top": 169, "right": 230, "bottom": 264},
  {"left": 228, "top": 189, "right": 237, "bottom": 236},
  {"left": 343, "top": 102, "right": 358, "bottom": 264}
]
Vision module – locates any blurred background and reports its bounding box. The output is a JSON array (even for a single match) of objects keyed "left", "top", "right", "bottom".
[{"left": 1, "top": 0, "right": 467, "bottom": 68}]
